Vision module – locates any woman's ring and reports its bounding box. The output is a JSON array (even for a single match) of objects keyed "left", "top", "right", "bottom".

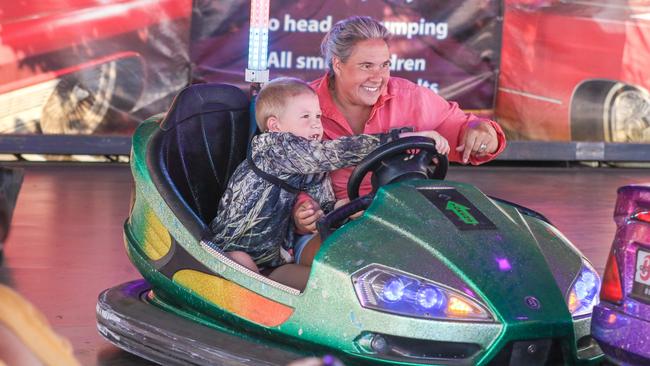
[{"left": 479, "top": 143, "right": 488, "bottom": 151}]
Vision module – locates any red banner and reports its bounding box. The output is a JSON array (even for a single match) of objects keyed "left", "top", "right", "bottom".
[{"left": 497, "top": 0, "right": 650, "bottom": 143}]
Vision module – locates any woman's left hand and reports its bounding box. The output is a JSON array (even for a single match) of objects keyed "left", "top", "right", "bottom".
[{"left": 456, "top": 120, "right": 498, "bottom": 164}]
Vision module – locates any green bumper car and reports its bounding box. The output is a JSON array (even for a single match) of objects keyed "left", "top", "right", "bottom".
[{"left": 96, "top": 83, "right": 604, "bottom": 365}]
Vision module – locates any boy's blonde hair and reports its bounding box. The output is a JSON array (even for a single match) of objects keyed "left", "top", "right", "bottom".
[{"left": 255, "top": 77, "right": 317, "bottom": 132}]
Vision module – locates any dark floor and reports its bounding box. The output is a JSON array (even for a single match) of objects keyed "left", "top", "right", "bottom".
[{"left": 1, "top": 162, "right": 649, "bottom": 365}]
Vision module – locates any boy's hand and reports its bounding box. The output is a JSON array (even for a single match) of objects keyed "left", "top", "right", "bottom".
[
  {"left": 399, "top": 131, "right": 450, "bottom": 155},
  {"left": 294, "top": 199, "right": 323, "bottom": 234}
]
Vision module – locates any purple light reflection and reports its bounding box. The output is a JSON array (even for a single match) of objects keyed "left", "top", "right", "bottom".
[
  {"left": 496, "top": 257, "right": 512, "bottom": 271},
  {"left": 463, "top": 287, "right": 476, "bottom": 298}
]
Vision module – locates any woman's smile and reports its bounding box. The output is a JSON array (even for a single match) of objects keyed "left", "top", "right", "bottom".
[{"left": 333, "top": 38, "right": 390, "bottom": 108}]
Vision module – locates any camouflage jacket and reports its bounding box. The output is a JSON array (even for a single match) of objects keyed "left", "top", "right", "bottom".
[{"left": 206, "top": 131, "right": 393, "bottom": 268}]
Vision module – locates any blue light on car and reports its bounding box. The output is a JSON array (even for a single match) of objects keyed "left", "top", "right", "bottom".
[
  {"left": 353, "top": 265, "right": 492, "bottom": 321},
  {"left": 575, "top": 271, "right": 597, "bottom": 301},
  {"left": 417, "top": 286, "right": 445, "bottom": 310},
  {"left": 382, "top": 278, "right": 405, "bottom": 302},
  {"left": 567, "top": 260, "right": 601, "bottom": 318}
]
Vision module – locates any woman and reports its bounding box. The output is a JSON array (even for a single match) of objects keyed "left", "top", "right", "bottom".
[{"left": 293, "top": 16, "right": 506, "bottom": 263}]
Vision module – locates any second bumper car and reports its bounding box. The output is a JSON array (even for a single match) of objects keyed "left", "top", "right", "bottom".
[{"left": 591, "top": 184, "right": 650, "bottom": 366}]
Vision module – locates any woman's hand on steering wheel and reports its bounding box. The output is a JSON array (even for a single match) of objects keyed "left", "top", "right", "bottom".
[
  {"left": 347, "top": 136, "right": 448, "bottom": 200},
  {"left": 399, "top": 130, "right": 450, "bottom": 155}
]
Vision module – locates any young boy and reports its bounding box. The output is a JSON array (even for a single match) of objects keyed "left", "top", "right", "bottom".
[{"left": 206, "top": 77, "right": 449, "bottom": 290}]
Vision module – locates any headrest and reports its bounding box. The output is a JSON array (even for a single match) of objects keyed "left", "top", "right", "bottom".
[{"left": 160, "top": 83, "right": 249, "bottom": 131}]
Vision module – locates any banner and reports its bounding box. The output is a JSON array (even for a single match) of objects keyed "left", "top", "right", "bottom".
[
  {"left": 1, "top": 0, "right": 500, "bottom": 139},
  {"left": 193, "top": 0, "right": 502, "bottom": 112},
  {"left": 496, "top": 0, "right": 650, "bottom": 143}
]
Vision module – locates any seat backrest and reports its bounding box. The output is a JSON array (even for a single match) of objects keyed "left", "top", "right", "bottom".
[{"left": 147, "top": 83, "right": 250, "bottom": 238}]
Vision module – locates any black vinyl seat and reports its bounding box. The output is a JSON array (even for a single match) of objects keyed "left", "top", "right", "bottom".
[{"left": 146, "top": 83, "right": 250, "bottom": 240}]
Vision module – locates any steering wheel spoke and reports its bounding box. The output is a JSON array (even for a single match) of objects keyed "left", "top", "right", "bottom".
[
  {"left": 347, "top": 136, "right": 448, "bottom": 200},
  {"left": 415, "top": 149, "right": 435, "bottom": 165}
]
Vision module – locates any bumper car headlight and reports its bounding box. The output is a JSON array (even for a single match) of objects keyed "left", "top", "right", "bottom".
[
  {"left": 567, "top": 260, "right": 601, "bottom": 318},
  {"left": 352, "top": 265, "right": 492, "bottom": 321}
]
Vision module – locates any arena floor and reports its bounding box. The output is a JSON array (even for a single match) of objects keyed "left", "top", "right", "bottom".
[{"left": 2, "top": 162, "right": 649, "bottom": 365}]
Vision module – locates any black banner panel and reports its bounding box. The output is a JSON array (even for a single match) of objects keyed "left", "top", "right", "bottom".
[
  {"left": 418, "top": 187, "right": 497, "bottom": 231},
  {"left": 193, "top": 0, "right": 501, "bottom": 112}
]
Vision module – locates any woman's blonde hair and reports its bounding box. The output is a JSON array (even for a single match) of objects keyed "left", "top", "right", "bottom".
[
  {"left": 320, "top": 16, "right": 391, "bottom": 74},
  {"left": 255, "top": 77, "right": 316, "bottom": 132}
]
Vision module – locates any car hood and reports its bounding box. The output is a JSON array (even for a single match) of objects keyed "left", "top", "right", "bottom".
[{"left": 320, "top": 180, "right": 583, "bottom": 325}]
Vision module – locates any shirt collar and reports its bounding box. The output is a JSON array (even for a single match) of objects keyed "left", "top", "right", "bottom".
[{"left": 314, "top": 74, "right": 395, "bottom": 131}]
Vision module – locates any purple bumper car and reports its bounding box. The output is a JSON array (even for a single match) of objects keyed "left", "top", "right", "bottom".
[{"left": 592, "top": 184, "right": 650, "bottom": 365}]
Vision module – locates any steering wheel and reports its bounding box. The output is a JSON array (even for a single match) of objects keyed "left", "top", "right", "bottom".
[{"left": 347, "top": 136, "right": 448, "bottom": 200}]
